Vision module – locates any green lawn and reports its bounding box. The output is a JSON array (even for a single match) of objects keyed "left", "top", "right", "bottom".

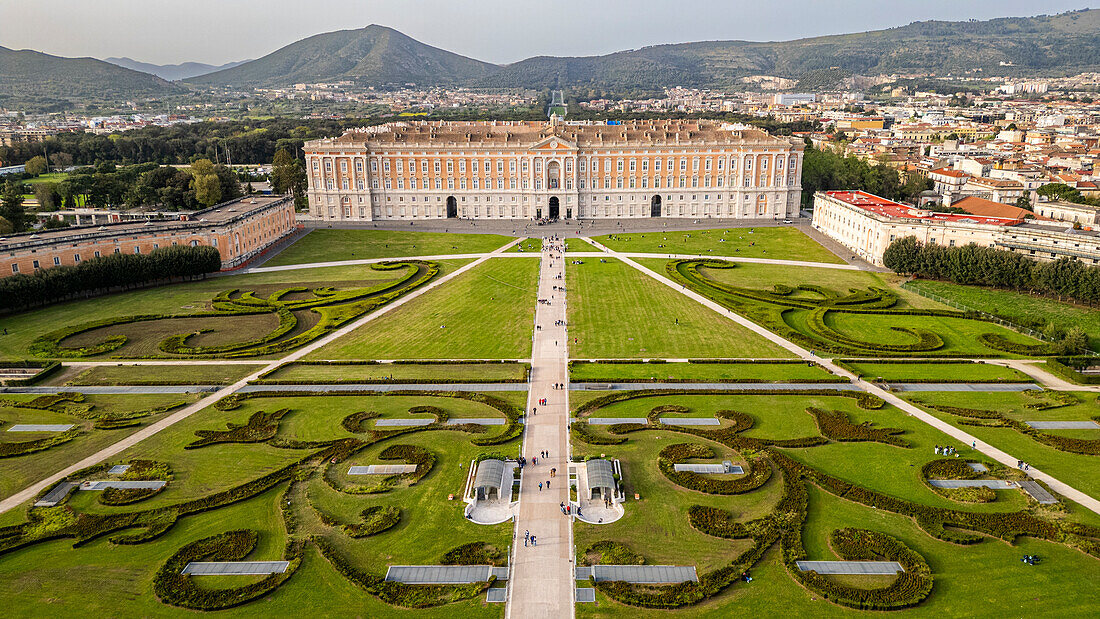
[
  {"left": 0, "top": 261, "right": 449, "bottom": 362},
  {"left": 635, "top": 258, "right": 1049, "bottom": 358},
  {"left": 908, "top": 279, "right": 1100, "bottom": 353},
  {"left": 265, "top": 229, "right": 516, "bottom": 266},
  {"left": 570, "top": 361, "right": 839, "bottom": 382},
  {"left": 840, "top": 361, "right": 1032, "bottom": 383},
  {"left": 574, "top": 390, "right": 1100, "bottom": 616},
  {"left": 260, "top": 362, "right": 529, "bottom": 383},
  {"left": 0, "top": 389, "right": 516, "bottom": 616},
  {"left": 567, "top": 259, "right": 792, "bottom": 359},
  {"left": 591, "top": 226, "right": 844, "bottom": 263},
  {"left": 64, "top": 364, "right": 259, "bottom": 386},
  {"left": 310, "top": 257, "right": 538, "bottom": 360},
  {"left": 904, "top": 390, "right": 1100, "bottom": 500},
  {"left": 0, "top": 393, "right": 199, "bottom": 498}
]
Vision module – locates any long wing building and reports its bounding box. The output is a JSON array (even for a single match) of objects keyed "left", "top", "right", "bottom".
[{"left": 303, "top": 117, "right": 803, "bottom": 221}]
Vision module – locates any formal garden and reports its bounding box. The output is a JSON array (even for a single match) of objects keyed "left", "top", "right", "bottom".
[{"left": 0, "top": 226, "right": 1097, "bottom": 616}]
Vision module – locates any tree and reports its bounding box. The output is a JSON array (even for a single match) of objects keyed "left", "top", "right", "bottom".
[
  {"left": 24, "top": 155, "right": 48, "bottom": 176},
  {"left": 49, "top": 152, "right": 73, "bottom": 169},
  {"left": 270, "top": 149, "right": 297, "bottom": 195},
  {"left": 0, "top": 180, "right": 26, "bottom": 232},
  {"left": 1015, "top": 195, "right": 1032, "bottom": 212},
  {"left": 882, "top": 236, "right": 921, "bottom": 274},
  {"left": 0, "top": 215, "right": 12, "bottom": 234},
  {"left": 193, "top": 173, "right": 222, "bottom": 207},
  {"left": 33, "top": 183, "right": 60, "bottom": 211}
]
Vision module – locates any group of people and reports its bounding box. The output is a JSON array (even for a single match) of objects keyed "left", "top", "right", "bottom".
[
  {"left": 1017, "top": 460, "right": 1031, "bottom": 471},
  {"left": 1021, "top": 554, "right": 1040, "bottom": 565},
  {"left": 551, "top": 383, "right": 565, "bottom": 390},
  {"left": 537, "top": 397, "right": 549, "bottom": 406},
  {"left": 523, "top": 530, "right": 537, "bottom": 547},
  {"left": 934, "top": 445, "right": 959, "bottom": 456}
]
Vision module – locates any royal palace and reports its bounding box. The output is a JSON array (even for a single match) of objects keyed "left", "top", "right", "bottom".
[{"left": 304, "top": 117, "right": 803, "bottom": 221}]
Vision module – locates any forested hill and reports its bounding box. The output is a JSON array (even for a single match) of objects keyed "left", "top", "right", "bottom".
[
  {"left": 185, "top": 24, "right": 498, "bottom": 88},
  {"left": 188, "top": 9, "right": 1100, "bottom": 92},
  {"left": 0, "top": 46, "right": 182, "bottom": 111}
]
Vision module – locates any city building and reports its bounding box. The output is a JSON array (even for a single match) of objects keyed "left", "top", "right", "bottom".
[
  {"left": 811, "top": 190, "right": 1019, "bottom": 266},
  {"left": 812, "top": 190, "right": 1100, "bottom": 266},
  {"left": 1033, "top": 200, "right": 1100, "bottom": 226},
  {"left": 0, "top": 196, "right": 297, "bottom": 277},
  {"left": 303, "top": 118, "right": 804, "bottom": 221}
]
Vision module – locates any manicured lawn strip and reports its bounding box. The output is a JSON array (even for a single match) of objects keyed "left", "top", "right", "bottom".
[
  {"left": 575, "top": 391, "right": 1100, "bottom": 616},
  {"left": 0, "top": 483, "right": 502, "bottom": 618},
  {"left": 266, "top": 229, "right": 515, "bottom": 266},
  {"left": 63, "top": 363, "right": 258, "bottom": 386},
  {"left": 569, "top": 361, "right": 840, "bottom": 383},
  {"left": 567, "top": 259, "right": 792, "bottom": 359},
  {"left": 838, "top": 361, "right": 1033, "bottom": 383},
  {"left": 573, "top": 431, "right": 781, "bottom": 573},
  {"left": 309, "top": 257, "right": 538, "bottom": 360},
  {"left": 567, "top": 237, "right": 598, "bottom": 252},
  {"left": 903, "top": 391, "right": 1100, "bottom": 501},
  {"left": 259, "top": 361, "right": 529, "bottom": 384},
  {"left": 0, "top": 393, "right": 199, "bottom": 498},
  {"left": 0, "top": 390, "right": 515, "bottom": 615},
  {"left": 908, "top": 279, "right": 1100, "bottom": 353},
  {"left": 592, "top": 226, "right": 844, "bottom": 264},
  {"left": 678, "top": 260, "right": 945, "bottom": 311},
  {"left": 645, "top": 257, "right": 1048, "bottom": 358},
  {"left": 0, "top": 260, "right": 454, "bottom": 362}
]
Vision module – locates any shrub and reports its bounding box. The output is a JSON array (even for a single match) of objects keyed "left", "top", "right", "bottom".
[
  {"left": 806, "top": 407, "right": 908, "bottom": 447},
  {"left": 186, "top": 408, "right": 291, "bottom": 448},
  {"left": 440, "top": 541, "right": 504, "bottom": 566},
  {"left": 153, "top": 530, "right": 302, "bottom": 610},
  {"left": 582, "top": 540, "right": 646, "bottom": 566},
  {"left": 657, "top": 443, "right": 772, "bottom": 495},
  {"left": 343, "top": 506, "right": 401, "bottom": 538}
]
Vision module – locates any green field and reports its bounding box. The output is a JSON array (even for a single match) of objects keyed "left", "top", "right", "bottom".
[
  {"left": 908, "top": 279, "right": 1100, "bottom": 353},
  {"left": 260, "top": 361, "right": 529, "bottom": 383},
  {"left": 840, "top": 361, "right": 1032, "bottom": 383},
  {"left": 0, "top": 390, "right": 515, "bottom": 617},
  {"left": 265, "top": 229, "right": 516, "bottom": 266},
  {"left": 63, "top": 363, "right": 259, "bottom": 386},
  {"left": 591, "top": 226, "right": 844, "bottom": 263},
  {"left": 0, "top": 393, "right": 199, "bottom": 498},
  {"left": 0, "top": 261, "right": 460, "bottom": 362},
  {"left": 311, "top": 257, "right": 538, "bottom": 359},
  {"left": 567, "top": 259, "right": 792, "bottom": 359},
  {"left": 645, "top": 258, "right": 1049, "bottom": 358},
  {"left": 905, "top": 390, "right": 1100, "bottom": 500},
  {"left": 570, "top": 361, "right": 839, "bottom": 382},
  {"left": 573, "top": 391, "right": 1100, "bottom": 616}
]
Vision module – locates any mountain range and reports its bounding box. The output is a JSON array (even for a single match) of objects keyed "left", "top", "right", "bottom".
[
  {"left": 188, "top": 10, "right": 1100, "bottom": 91},
  {"left": 103, "top": 57, "right": 251, "bottom": 81},
  {"left": 4, "top": 9, "right": 1100, "bottom": 111}
]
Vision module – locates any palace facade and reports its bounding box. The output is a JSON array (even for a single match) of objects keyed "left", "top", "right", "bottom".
[{"left": 303, "top": 118, "right": 803, "bottom": 221}]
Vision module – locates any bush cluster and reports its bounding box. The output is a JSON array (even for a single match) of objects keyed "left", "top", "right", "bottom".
[
  {"left": 343, "top": 506, "right": 401, "bottom": 538},
  {"left": 153, "top": 529, "right": 302, "bottom": 610},
  {"left": 806, "top": 407, "right": 908, "bottom": 447},
  {"left": 186, "top": 408, "right": 291, "bottom": 449},
  {"left": 440, "top": 541, "right": 504, "bottom": 566},
  {"left": 657, "top": 443, "right": 772, "bottom": 495}
]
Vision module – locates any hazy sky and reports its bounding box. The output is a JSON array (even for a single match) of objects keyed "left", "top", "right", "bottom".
[{"left": 1, "top": 1, "right": 1097, "bottom": 66}]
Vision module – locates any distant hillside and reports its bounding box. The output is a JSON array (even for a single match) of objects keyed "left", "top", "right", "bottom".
[
  {"left": 186, "top": 24, "right": 497, "bottom": 87},
  {"left": 189, "top": 9, "right": 1100, "bottom": 93},
  {"left": 476, "top": 9, "right": 1100, "bottom": 91},
  {"left": 104, "top": 57, "right": 250, "bottom": 81},
  {"left": 0, "top": 46, "right": 182, "bottom": 110}
]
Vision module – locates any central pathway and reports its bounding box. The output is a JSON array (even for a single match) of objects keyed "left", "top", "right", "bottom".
[{"left": 507, "top": 238, "right": 574, "bottom": 618}]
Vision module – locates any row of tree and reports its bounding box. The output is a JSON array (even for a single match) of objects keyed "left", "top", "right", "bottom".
[
  {"left": 0, "top": 245, "right": 223, "bottom": 312},
  {"left": 25, "top": 159, "right": 243, "bottom": 213},
  {"left": 884, "top": 236, "right": 1100, "bottom": 305},
  {"left": 883, "top": 236, "right": 1095, "bottom": 353},
  {"left": 800, "top": 142, "right": 932, "bottom": 207}
]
